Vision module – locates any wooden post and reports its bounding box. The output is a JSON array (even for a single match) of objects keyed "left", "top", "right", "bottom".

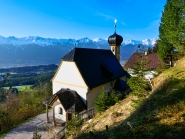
[
  {"left": 66, "top": 112, "right": 68, "bottom": 122},
  {"left": 89, "top": 131, "right": 94, "bottom": 136},
  {"left": 106, "top": 125, "right": 108, "bottom": 132},
  {"left": 46, "top": 104, "right": 50, "bottom": 123},
  {"left": 148, "top": 77, "right": 154, "bottom": 90},
  {"left": 52, "top": 106, "right": 57, "bottom": 126}
]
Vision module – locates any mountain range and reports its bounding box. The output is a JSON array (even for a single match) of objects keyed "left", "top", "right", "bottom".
[
  {"left": 0, "top": 36, "right": 156, "bottom": 46},
  {"left": 0, "top": 35, "right": 157, "bottom": 68}
]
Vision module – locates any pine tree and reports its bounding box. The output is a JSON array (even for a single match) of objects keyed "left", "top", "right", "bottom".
[
  {"left": 94, "top": 88, "right": 121, "bottom": 112},
  {"left": 158, "top": 0, "right": 185, "bottom": 61},
  {"left": 153, "top": 39, "right": 158, "bottom": 52},
  {"left": 147, "top": 47, "right": 152, "bottom": 54},
  {"left": 132, "top": 53, "right": 150, "bottom": 78},
  {"left": 179, "top": 1, "right": 185, "bottom": 49}
]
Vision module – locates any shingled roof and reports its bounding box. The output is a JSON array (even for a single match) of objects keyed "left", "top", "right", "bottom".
[
  {"left": 114, "top": 79, "right": 129, "bottom": 91},
  {"left": 62, "top": 48, "right": 130, "bottom": 90},
  {"left": 124, "top": 52, "right": 163, "bottom": 69},
  {"left": 43, "top": 88, "right": 86, "bottom": 113}
]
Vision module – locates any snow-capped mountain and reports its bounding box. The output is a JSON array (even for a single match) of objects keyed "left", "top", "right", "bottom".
[
  {"left": 141, "top": 38, "right": 157, "bottom": 46},
  {"left": 93, "top": 38, "right": 108, "bottom": 44},
  {"left": 0, "top": 35, "right": 76, "bottom": 46},
  {"left": 0, "top": 35, "right": 157, "bottom": 46},
  {"left": 77, "top": 37, "right": 92, "bottom": 43},
  {"left": 123, "top": 38, "right": 157, "bottom": 46},
  {"left": 0, "top": 35, "right": 157, "bottom": 68}
]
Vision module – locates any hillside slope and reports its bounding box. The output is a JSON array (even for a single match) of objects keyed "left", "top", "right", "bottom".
[{"left": 77, "top": 57, "right": 185, "bottom": 139}]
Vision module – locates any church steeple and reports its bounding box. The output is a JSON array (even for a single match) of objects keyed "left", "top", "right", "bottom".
[{"left": 108, "top": 20, "right": 123, "bottom": 62}]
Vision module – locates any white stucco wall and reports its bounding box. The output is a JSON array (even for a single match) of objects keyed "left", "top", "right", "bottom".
[
  {"left": 52, "top": 61, "right": 88, "bottom": 104},
  {"left": 53, "top": 61, "right": 87, "bottom": 87},
  {"left": 53, "top": 100, "right": 67, "bottom": 121}
]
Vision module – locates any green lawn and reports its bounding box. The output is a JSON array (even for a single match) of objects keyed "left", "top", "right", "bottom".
[{"left": 4, "top": 85, "right": 33, "bottom": 91}]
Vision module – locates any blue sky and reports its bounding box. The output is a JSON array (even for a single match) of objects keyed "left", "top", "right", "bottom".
[{"left": 0, "top": 0, "right": 166, "bottom": 41}]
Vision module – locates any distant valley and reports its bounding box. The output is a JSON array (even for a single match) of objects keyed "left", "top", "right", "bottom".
[
  {"left": 0, "top": 36, "right": 156, "bottom": 68},
  {"left": 0, "top": 64, "right": 58, "bottom": 88}
]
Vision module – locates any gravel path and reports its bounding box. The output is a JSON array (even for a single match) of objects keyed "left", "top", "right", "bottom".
[{"left": 2, "top": 111, "right": 65, "bottom": 139}]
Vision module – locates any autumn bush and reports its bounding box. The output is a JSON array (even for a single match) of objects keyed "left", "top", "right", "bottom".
[{"left": 0, "top": 82, "right": 52, "bottom": 136}]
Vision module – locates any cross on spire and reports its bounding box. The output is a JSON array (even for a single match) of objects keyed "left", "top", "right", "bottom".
[{"left": 114, "top": 19, "right": 117, "bottom": 33}]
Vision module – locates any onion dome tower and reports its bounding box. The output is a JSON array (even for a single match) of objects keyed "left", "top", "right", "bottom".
[{"left": 108, "top": 20, "right": 123, "bottom": 62}]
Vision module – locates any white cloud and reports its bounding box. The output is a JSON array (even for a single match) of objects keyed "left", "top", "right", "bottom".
[
  {"left": 95, "top": 12, "right": 127, "bottom": 26},
  {"left": 121, "top": 22, "right": 127, "bottom": 26},
  {"left": 95, "top": 12, "right": 115, "bottom": 20}
]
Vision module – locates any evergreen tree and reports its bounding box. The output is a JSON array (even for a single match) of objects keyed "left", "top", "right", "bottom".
[
  {"left": 147, "top": 47, "right": 152, "bottom": 54},
  {"left": 153, "top": 39, "right": 158, "bottom": 52},
  {"left": 132, "top": 53, "right": 150, "bottom": 78},
  {"left": 158, "top": 0, "right": 185, "bottom": 61},
  {"left": 179, "top": 1, "right": 185, "bottom": 49},
  {"left": 94, "top": 88, "right": 121, "bottom": 112}
]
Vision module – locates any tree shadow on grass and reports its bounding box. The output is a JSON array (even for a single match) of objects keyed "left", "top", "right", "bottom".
[{"left": 76, "top": 77, "right": 185, "bottom": 139}]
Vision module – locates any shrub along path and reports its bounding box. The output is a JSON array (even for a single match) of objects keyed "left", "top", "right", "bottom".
[{"left": 2, "top": 110, "right": 65, "bottom": 139}]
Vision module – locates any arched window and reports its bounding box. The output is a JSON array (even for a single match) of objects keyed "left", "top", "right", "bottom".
[
  {"left": 59, "top": 107, "right": 63, "bottom": 115},
  {"left": 112, "top": 47, "right": 115, "bottom": 55}
]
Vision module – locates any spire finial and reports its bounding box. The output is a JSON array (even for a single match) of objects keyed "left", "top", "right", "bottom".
[{"left": 114, "top": 19, "right": 117, "bottom": 33}]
